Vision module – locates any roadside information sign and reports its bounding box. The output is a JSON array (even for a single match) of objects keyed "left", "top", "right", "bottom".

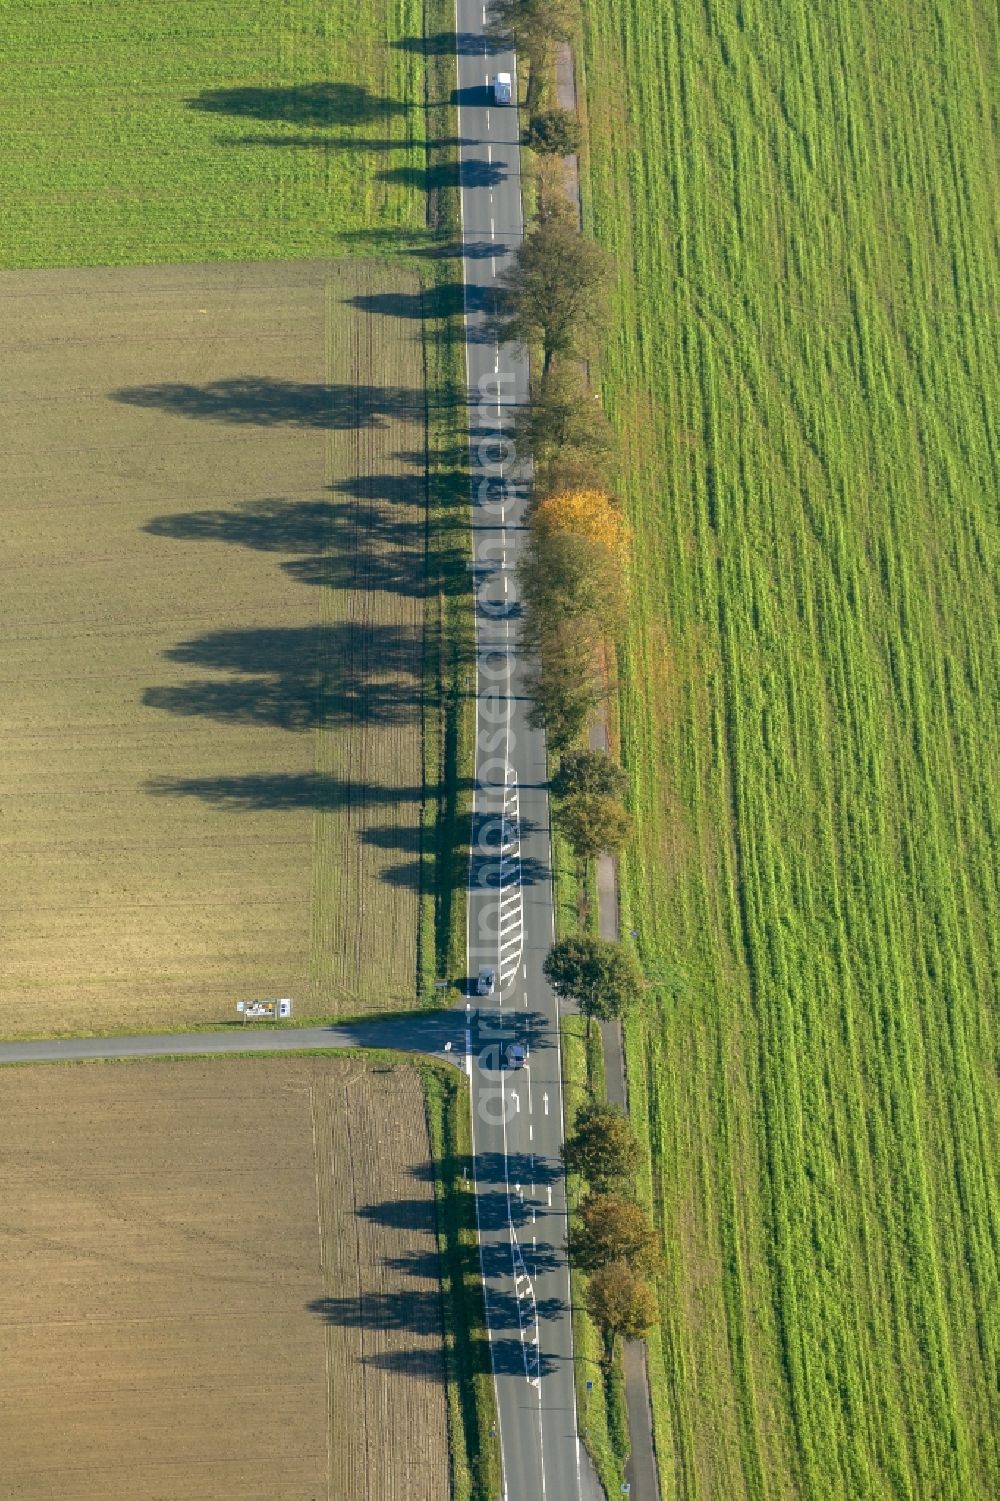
[{"left": 236, "top": 998, "right": 293, "bottom": 1022}]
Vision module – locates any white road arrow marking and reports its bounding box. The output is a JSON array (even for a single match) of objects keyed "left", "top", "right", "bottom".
[{"left": 542, "top": 1092, "right": 549, "bottom": 1115}]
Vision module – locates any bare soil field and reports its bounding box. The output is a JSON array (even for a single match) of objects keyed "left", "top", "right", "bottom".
[
  {"left": 0, "top": 259, "right": 428, "bottom": 1036},
  {"left": 0, "top": 1057, "right": 449, "bottom": 1500}
]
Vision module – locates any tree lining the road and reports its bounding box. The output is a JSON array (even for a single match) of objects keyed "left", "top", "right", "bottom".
[
  {"left": 563, "top": 1100, "right": 641, "bottom": 1189},
  {"left": 525, "top": 105, "right": 581, "bottom": 156},
  {"left": 543, "top": 935, "right": 641, "bottom": 1025},
  {"left": 511, "top": 362, "right": 615, "bottom": 491},
  {"left": 551, "top": 749, "right": 629, "bottom": 803},
  {"left": 498, "top": 210, "right": 613, "bottom": 374},
  {"left": 518, "top": 486, "right": 630, "bottom": 759},
  {"left": 486, "top": 0, "right": 580, "bottom": 110},
  {"left": 546, "top": 742, "right": 635, "bottom": 888},
  {"left": 554, "top": 791, "right": 633, "bottom": 873},
  {"left": 585, "top": 1260, "right": 659, "bottom": 1364}
]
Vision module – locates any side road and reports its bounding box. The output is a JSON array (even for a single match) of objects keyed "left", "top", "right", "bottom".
[{"left": 0, "top": 1017, "right": 468, "bottom": 1066}]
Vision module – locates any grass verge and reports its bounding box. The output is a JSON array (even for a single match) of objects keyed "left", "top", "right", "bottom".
[
  {"left": 422, "top": 1064, "right": 504, "bottom": 1501},
  {"left": 418, "top": 0, "right": 476, "bottom": 994}
]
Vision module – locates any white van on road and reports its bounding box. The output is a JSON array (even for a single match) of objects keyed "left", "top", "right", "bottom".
[{"left": 493, "top": 72, "right": 512, "bottom": 105}]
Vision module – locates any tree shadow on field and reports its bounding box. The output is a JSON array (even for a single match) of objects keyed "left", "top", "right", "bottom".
[
  {"left": 331, "top": 228, "right": 497, "bottom": 263},
  {"left": 220, "top": 131, "right": 469, "bottom": 153},
  {"left": 376, "top": 157, "right": 506, "bottom": 192},
  {"left": 186, "top": 82, "right": 408, "bottom": 127},
  {"left": 307, "top": 1291, "right": 447, "bottom": 1384},
  {"left": 113, "top": 378, "right": 423, "bottom": 430},
  {"left": 144, "top": 772, "right": 444, "bottom": 812},
  {"left": 357, "top": 1197, "right": 438, "bottom": 1233},
  {"left": 348, "top": 279, "right": 497, "bottom": 327},
  {"left": 393, "top": 30, "right": 485, "bottom": 57},
  {"left": 142, "top": 624, "right": 422, "bottom": 731},
  {"left": 145, "top": 496, "right": 428, "bottom": 599}
]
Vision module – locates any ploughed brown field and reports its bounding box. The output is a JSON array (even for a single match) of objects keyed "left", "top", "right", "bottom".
[
  {"left": 0, "top": 259, "right": 429, "bottom": 1036},
  {"left": 0, "top": 1058, "right": 449, "bottom": 1500}
]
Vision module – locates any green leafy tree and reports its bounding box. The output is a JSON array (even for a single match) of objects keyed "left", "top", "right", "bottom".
[
  {"left": 519, "top": 525, "right": 624, "bottom": 635},
  {"left": 525, "top": 106, "right": 582, "bottom": 156},
  {"left": 498, "top": 217, "right": 613, "bottom": 374},
  {"left": 532, "top": 155, "right": 576, "bottom": 228},
  {"left": 563, "top": 1102, "right": 641, "bottom": 1189},
  {"left": 487, "top": 0, "right": 579, "bottom": 110},
  {"left": 543, "top": 935, "right": 641, "bottom": 1023},
  {"left": 554, "top": 791, "right": 632, "bottom": 868},
  {"left": 585, "top": 1260, "right": 659, "bottom": 1363},
  {"left": 572, "top": 1193, "right": 662, "bottom": 1275},
  {"left": 513, "top": 363, "right": 615, "bottom": 480},
  {"left": 543, "top": 449, "right": 613, "bottom": 497},
  {"left": 525, "top": 623, "right": 602, "bottom": 752},
  {"left": 552, "top": 749, "right": 628, "bottom": 802}
]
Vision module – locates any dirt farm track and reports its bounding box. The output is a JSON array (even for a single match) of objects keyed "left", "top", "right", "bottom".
[
  {"left": 0, "top": 259, "right": 428, "bottom": 1036},
  {"left": 0, "top": 1057, "right": 449, "bottom": 1500}
]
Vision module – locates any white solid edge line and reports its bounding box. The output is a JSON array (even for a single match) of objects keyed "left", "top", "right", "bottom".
[
  {"left": 456, "top": 0, "right": 508, "bottom": 1491},
  {"left": 456, "top": 7, "right": 562, "bottom": 1500}
]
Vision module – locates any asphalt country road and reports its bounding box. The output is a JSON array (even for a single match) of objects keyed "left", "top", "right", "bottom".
[
  {"left": 0, "top": 12, "right": 600, "bottom": 1500},
  {"left": 452, "top": 4, "right": 600, "bottom": 1498}
]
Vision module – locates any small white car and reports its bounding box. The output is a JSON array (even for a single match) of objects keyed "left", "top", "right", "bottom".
[{"left": 493, "top": 72, "right": 512, "bottom": 105}]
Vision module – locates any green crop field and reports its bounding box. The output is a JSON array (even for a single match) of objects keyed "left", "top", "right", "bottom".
[
  {"left": 579, "top": 1, "right": 999, "bottom": 1498},
  {"left": 0, "top": 0, "right": 429, "bottom": 267}
]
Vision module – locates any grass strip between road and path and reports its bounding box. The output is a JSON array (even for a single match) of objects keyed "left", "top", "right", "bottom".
[
  {"left": 562, "top": 1012, "right": 626, "bottom": 1496},
  {"left": 421, "top": 276, "right": 475, "bottom": 996}
]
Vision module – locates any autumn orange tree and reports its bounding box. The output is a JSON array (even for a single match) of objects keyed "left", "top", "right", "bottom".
[
  {"left": 585, "top": 1261, "right": 659, "bottom": 1365},
  {"left": 523, "top": 488, "right": 629, "bottom": 631},
  {"left": 571, "top": 1192, "right": 662, "bottom": 1276},
  {"left": 531, "top": 487, "right": 630, "bottom": 556},
  {"left": 519, "top": 488, "right": 630, "bottom": 749}
]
